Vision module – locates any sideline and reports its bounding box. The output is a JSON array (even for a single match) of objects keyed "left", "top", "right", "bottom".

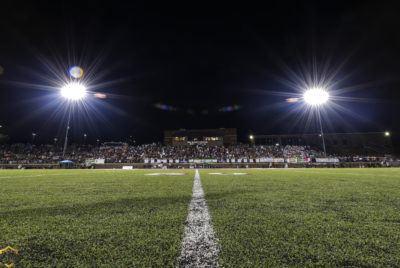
[{"left": 177, "top": 169, "right": 219, "bottom": 267}]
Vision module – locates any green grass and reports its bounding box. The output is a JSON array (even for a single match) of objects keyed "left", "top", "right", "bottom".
[
  {"left": 201, "top": 168, "right": 400, "bottom": 267},
  {"left": 0, "top": 169, "right": 194, "bottom": 267},
  {"left": 1, "top": 168, "right": 400, "bottom": 267}
]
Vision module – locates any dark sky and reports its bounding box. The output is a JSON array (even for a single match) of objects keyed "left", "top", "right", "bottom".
[{"left": 0, "top": 1, "right": 399, "bottom": 148}]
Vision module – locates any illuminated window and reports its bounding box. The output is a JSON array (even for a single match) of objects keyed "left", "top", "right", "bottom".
[
  {"left": 173, "top": 136, "right": 186, "bottom": 141},
  {"left": 204, "top": 137, "right": 221, "bottom": 141}
]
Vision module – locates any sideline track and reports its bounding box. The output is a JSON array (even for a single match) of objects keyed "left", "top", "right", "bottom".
[{"left": 177, "top": 169, "right": 219, "bottom": 267}]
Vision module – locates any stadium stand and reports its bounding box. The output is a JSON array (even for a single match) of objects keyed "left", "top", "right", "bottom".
[{"left": 0, "top": 143, "right": 396, "bottom": 169}]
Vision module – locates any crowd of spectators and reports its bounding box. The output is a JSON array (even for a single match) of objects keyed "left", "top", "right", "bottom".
[
  {"left": 0, "top": 143, "right": 321, "bottom": 164},
  {"left": 0, "top": 143, "right": 392, "bottom": 165}
]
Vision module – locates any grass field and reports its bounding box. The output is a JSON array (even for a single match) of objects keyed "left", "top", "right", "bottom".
[
  {"left": 1, "top": 168, "right": 400, "bottom": 267},
  {"left": 0, "top": 170, "right": 194, "bottom": 267},
  {"left": 201, "top": 169, "right": 400, "bottom": 267}
]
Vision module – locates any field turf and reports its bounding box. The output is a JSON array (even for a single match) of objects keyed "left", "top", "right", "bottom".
[
  {"left": 1, "top": 168, "right": 400, "bottom": 267},
  {"left": 201, "top": 168, "right": 400, "bottom": 267},
  {"left": 0, "top": 170, "right": 194, "bottom": 267}
]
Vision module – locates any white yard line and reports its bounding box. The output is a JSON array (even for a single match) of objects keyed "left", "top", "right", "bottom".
[{"left": 177, "top": 169, "right": 219, "bottom": 268}]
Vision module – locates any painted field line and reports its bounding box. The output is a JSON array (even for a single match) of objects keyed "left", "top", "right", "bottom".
[{"left": 177, "top": 169, "right": 219, "bottom": 268}]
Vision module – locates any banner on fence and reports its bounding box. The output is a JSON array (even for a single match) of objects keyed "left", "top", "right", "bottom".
[
  {"left": 316, "top": 158, "right": 339, "bottom": 163},
  {"left": 95, "top": 158, "right": 105, "bottom": 164}
]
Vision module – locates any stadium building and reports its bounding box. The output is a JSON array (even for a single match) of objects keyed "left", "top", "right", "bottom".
[{"left": 164, "top": 128, "right": 237, "bottom": 146}]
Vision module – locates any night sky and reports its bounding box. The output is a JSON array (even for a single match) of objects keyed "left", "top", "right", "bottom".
[{"left": 0, "top": 1, "right": 399, "bottom": 151}]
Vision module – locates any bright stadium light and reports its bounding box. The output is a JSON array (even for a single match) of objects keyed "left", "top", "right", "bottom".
[
  {"left": 303, "top": 88, "right": 329, "bottom": 105},
  {"left": 61, "top": 83, "right": 87, "bottom": 100},
  {"left": 304, "top": 87, "right": 329, "bottom": 156},
  {"left": 385, "top": 131, "right": 390, "bottom": 137}
]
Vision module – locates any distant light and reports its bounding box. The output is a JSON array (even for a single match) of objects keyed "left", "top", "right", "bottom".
[
  {"left": 69, "top": 66, "right": 84, "bottom": 79},
  {"left": 304, "top": 88, "right": 329, "bottom": 105},
  {"left": 275, "top": 143, "right": 279, "bottom": 146},
  {"left": 249, "top": 135, "right": 254, "bottom": 140},
  {"left": 61, "top": 83, "right": 87, "bottom": 100},
  {"left": 285, "top": 97, "right": 299, "bottom": 103},
  {"left": 385, "top": 131, "right": 390, "bottom": 137},
  {"left": 94, "top": 93, "right": 107, "bottom": 99}
]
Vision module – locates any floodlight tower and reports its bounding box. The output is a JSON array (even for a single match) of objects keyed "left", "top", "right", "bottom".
[
  {"left": 303, "top": 88, "right": 329, "bottom": 156},
  {"left": 60, "top": 82, "right": 87, "bottom": 158}
]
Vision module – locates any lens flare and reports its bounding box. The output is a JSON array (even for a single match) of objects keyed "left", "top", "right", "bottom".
[
  {"left": 154, "top": 103, "right": 176, "bottom": 111},
  {"left": 219, "top": 105, "right": 241, "bottom": 112},
  {"left": 94, "top": 93, "right": 107, "bottom": 99},
  {"left": 69, "top": 66, "right": 84, "bottom": 79},
  {"left": 285, "top": 97, "right": 299, "bottom": 103},
  {"left": 61, "top": 83, "right": 87, "bottom": 100}
]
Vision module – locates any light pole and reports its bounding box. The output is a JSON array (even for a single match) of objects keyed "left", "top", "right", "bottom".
[
  {"left": 316, "top": 107, "right": 326, "bottom": 156},
  {"left": 62, "top": 114, "right": 71, "bottom": 157},
  {"left": 60, "top": 82, "right": 87, "bottom": 158},
  {"left": 304, "top": 88, "right": 329, "bottom": 156}
]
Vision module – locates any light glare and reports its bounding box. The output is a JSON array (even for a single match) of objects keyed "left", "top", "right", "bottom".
[
  {"left": 304, "top": 88, "right": 329, "bottom": 105},
  {"left": 61, "top": 83, "right": 87, "bottom": 100},
  {"left": 69, "top": 66, "right": 84, "bottom": 78}
]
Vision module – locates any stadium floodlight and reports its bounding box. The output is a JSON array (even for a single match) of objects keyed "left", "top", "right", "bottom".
[
  {"left": 60, "top": 82, "right": 87, "bottom": 158},
  {"left": 61, "top": 82, "right": 87, "bottom": 101},
  {"left": 384, "top": 131, "right": 390, "bottom": 137},
  {"left": 304, "top": 87, "right": 329, "bottom": 156},
  {"left": 304, "top": 88, "right": 329, "bottom": 106},
  {"left": 249, "top": 135, "right": 254, "bottom": 140}
]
